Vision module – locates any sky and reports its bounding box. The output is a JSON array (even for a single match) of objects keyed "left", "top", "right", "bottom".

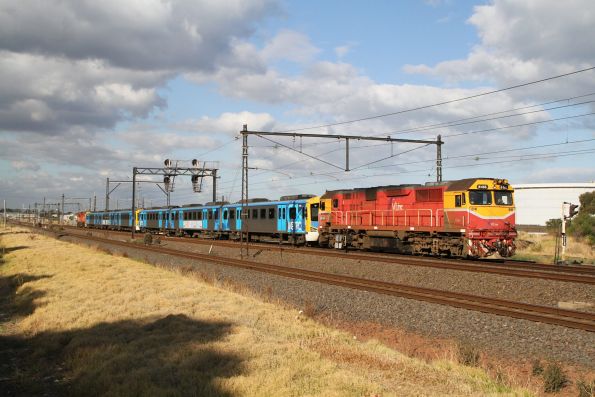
[{"left": 1, "top": 0, "right": 594, "bottom": 210}]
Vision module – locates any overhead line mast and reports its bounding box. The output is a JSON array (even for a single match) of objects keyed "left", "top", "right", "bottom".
[{"left": 239, "top": 124, "right": 444, "bottom": 255}]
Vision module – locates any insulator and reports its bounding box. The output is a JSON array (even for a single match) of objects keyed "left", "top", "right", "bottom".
[
  {"left": 192, "top": 159, "right": 199, "bottom": 167},
  {"left": 164, "top": 159, "right": 172, "bottom": 168}
]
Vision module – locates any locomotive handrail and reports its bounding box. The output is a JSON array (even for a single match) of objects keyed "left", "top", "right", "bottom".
[{"left": 331, "top": 209, "right": 436, "bottom": 228}]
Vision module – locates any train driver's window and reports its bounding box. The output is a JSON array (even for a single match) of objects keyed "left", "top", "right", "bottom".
[
  {"left": 321, "top": 201, "right": 326, "bottom": 211},
  {"left": 332, "top": 199, "right": 339, "bottom": 208}
]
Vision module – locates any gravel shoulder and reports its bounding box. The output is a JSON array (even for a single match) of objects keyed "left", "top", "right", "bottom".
[{"left": 65, "top": 230, "right": 595, "bottom": 370}]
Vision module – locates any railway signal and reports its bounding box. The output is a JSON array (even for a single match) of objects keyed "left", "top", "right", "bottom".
[{"left": 568, "top": 203, "right": 579, "bottom": 219}]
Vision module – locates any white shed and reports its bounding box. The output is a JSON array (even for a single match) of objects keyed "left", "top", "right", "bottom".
[{"left": 512, "top": 182, "right": 595, "bottom": 225}]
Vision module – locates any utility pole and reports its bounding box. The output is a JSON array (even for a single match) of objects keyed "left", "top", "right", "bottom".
[
  {"left": 43, "top": 197, "right": 46, "bottom": 226},
  {"left": 3, "top": 199, "right": 6, "bottom": 228},
  {"left": 61, "top": 194, "right": 65, "bottom": 225},
  {"left": 105, "top": 177, "right": 110, "bottom": 211},
  {"left": 131, "top": 167, "right": 137, "bottom": 239}
]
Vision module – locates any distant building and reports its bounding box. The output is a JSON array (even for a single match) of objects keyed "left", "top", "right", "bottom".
[{"left": 512, "top": 182, "right": 595, "bottom": 225}]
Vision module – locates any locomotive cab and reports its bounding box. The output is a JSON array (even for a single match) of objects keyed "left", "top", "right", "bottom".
[{"left": 444, "top": 178, "right": 516, "bottom": 257}]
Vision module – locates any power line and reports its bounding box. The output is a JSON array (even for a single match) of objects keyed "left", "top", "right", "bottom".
[
  {"left": 382, "top": 96, "right": 595, "bottom": 136},
  {"left": 444, "top": 111, "right": 595, "bottom": 138},
  {"left": 214, "top": 140, "right": 595, "bottom": 192},
  {"left": 273, "top": 66, "right": 595, "bottom": 133}
]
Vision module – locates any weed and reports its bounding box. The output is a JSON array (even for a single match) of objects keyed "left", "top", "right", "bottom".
[
  {"left": 457, "top": 343, "right": 480, "bottom": 367},
  {"left": 303, "top": 300, "right": 318, "bottom": 318},
  {"left": 542, "top": 362, "right": 568, "bottom": 393},
  {"left": 577, "top": 379, "right": 595, "bottom": 397},
  {"left": 531, "top": 359, "right": 544, "bottom": 376},
  {"left": 263, "top": 285, "right": 273, "bottom": 302},
  {"left": 529, "top": 243, "right": 543, "bottom": 253}
]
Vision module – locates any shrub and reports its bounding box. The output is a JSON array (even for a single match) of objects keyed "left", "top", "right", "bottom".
[
  {"left": 545, "top": 218, "right": 561, "bottom": 235},
  {"left": 577, "top": 379, "right": 594, "bottom": 397},
  {"left": 457, "top": 343, "right": 480, "bottom": 367},
  {"left": 542, "top": 363, "right": 568, "bottom": 393},
  {"left": 531, "top": 359, "right": 544, "bottom": 376}
]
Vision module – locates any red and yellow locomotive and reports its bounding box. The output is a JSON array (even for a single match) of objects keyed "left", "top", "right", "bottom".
[{"left": 316, "top": 178, "right": 516, "bottom": 258}]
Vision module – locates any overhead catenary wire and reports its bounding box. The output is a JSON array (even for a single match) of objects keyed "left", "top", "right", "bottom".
[
  {"left": 372, "top": 91, "right": 595, "bottom": 137},
  {"left": 272, "top": 66, "right": 595, "bottom": 133},
  {"left": 213, "top": 134, "right": 595, "bottom": 190},
  {"left": 212, "top": 139, "right": 595, "bottom": 193}
]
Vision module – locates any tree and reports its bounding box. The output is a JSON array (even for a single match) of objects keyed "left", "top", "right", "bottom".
[
  {"left": 545, "top": 218, "right": 561, "bottom": 235},
  {"left": 568, "top": 191, "right": 595, "bottom": 245}
]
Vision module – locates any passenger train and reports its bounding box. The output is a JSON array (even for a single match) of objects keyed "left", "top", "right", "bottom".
[{"left": 82, "top": 178, "right": 517, "bottom": 258}]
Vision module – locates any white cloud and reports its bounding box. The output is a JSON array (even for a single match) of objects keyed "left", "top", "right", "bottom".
[
  {"left": 0, "top": 0, "right": 278, "bottom": 135},
  {"left": 261, "top": 30, "right": 320, "bottom": 63},
  {"left": 404, "top": 0, "right": 595, "bottom": 96},
  {"left": 174, "top": 111, "right": 276, "bottom": 136},
  {"left": 521, "top": 167, "right": 595, "bottom": 183}
]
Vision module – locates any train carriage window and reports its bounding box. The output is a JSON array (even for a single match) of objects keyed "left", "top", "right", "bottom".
[
  {"left": 289, "top": 207, "right": 296, "bottom": 219},
  {"left": 260, "top": 208, "right": 266, "bottom": 219},
  {"left": 230, "top": 209, "right": 235, "bottom": 219},
  {"left": 223, "top": 210, "right": 228, "bottom": 220},
  {"left": 252, "top": 209, "right": 258, "bottom": 219},
  {"left": 310, "top": 203, "right": 319, "bottom": 221},
  {"left": 214, "top": 209, "right": 219, "bottom": 219},
  {"left": 278, "top": 207, "right": 282, "bottom": 219},
  {"left": 494, "top": 191, "right": 513, "bottom": 206},
  {"left": 469, "top": 190, "right": 492, "bottom": 205},
  {"left": 268, "top": 208, "right": 275, "bottom": 219},
  {"left": 282, "top": 208, "right": 286, "bottom": 219},
  {"left": 199, "top": 211, "right": 203, "bottom": 220},
  {"left": 208, "top": 211, "right": 213, "bottom": 220},
  {"left": 320, "top": 201, "right": 325, "bottom": 211},
  {"left": 455, "top": 195, "right": 462, "bottom": 207}
]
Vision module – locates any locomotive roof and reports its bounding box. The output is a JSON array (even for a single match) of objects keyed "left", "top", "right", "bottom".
[
  {"left": 321, "top": 178, "right": 502, "bottom": 197},
  {"left": 321, "top": 184, "right": 423, "bottom": 198},
  {"left": 444, "top": 178, "right": 498, "bottom": 191}
]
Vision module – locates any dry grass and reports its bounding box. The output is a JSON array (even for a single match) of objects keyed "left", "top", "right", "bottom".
[
  {"left": 514, "top": 231, "right": 595, "bottom": 264},
  {"left": 0, "top": 229, "right": 532, "bottom": 396}
]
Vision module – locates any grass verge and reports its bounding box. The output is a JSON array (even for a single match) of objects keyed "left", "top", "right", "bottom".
[{"left": 0, "top": 229, "right": 533, "bottom": 396}]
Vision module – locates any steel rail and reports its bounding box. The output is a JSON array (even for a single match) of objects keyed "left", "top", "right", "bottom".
[
  {"left": 18, "top": 223, "right": 595, "bottom": 283},
  {"left": 50, "top": 229, "right": 595, "bottom": 332}
]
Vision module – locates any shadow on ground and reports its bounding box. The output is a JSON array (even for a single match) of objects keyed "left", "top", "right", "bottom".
[
  {"left": 0, "top": 274, "right": 50, "bottom": 320},
  {"left": 0, "top": 274, "right": 243, "bottom": 397},
  {"left": 0, "top": 246, "right": 30, "bottom": 254}
]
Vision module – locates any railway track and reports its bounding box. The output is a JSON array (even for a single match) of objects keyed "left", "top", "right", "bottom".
[
  {"left": 35, "top": 227, "right": 595, "bottom": 332},
  {"left": 55, "top": 225, "right": 595, "bottom": 285}
]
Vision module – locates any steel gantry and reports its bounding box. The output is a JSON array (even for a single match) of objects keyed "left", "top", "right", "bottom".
[
  {"left": 130, "top": 160, "right": 219, "bottom": 239},
  {"left": 238, "top": 124, "right": 444, "bottom": 256}
]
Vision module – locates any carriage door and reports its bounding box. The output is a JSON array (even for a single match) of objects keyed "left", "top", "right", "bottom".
[
  {"left": 236, "top": 206, "right": 243, "bottom": 231},
  {"left": 214, "top": 208, "right": 221, "bottom": 231},
  {"left": 277, "top": 204, "right": 287, "bottom": 232},
  {"left": 295, "top": 203, "right": 305, "bottom": 233},
  {"left": 222, "top": 208, "right": 229, "bottom": 231},
  {"left": 287, "top": 203, "right": 297, "bottom": 233}
]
